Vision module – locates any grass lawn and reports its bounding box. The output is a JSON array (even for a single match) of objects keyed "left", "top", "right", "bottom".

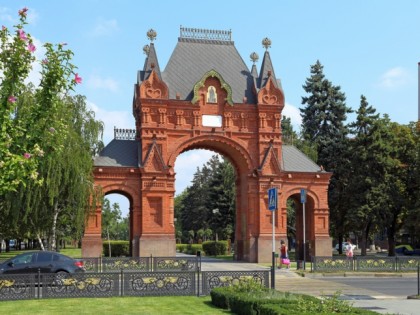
[
  {"left": 0, "top": 247, "right": 82, "bottom": 260},
  {"left": 0, "top": 296, "right": 229, "bottom": 315}
]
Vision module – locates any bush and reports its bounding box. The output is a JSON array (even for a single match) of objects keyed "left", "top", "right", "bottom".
[
  {"left": 210, "top": 285, "right": 377, "bottom": 315},
  {"left": 176, "top": 244, "right": 187, "bottom": 253},
  {"left": 202, "top": 241, "right": 227, "bottom": 256},
  {"left": 186, "top": 244, "right": 202, "bottom": 255},
  {"left": 102, "top": 240, "right": 129, "bottom": 257}
]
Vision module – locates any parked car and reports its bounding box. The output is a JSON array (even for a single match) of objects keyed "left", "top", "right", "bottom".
[
  {"left": 335, "top": 242, "right": 356, "bottom": 251},
  {"left": 0, "top": 251, "right": 85, "bottom": 276},
  {"left": 395, "top": 244, "right": 420, "bottom": 256}
]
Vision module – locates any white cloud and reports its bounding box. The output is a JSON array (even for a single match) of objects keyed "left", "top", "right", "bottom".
[
  {"left": 89, "top": 18, "right": 118, "bottom": 37},
  {"left": 87, "top": 74, "right": 119, "bottom": 92},
  {"left": 282, "top": 102, "right": 302, "bottom": 132},
  {"left": 377, "top": 67, "right": 409, "bottom": 89},
  {"left": 87, "top": 101, "right": 134, "bottom": 144},
  {"left": 0, "top": 7, "right": 14, "bottom": 23},
  {"left": 174, "top": 150, "right": 216, "bottom": 194}
]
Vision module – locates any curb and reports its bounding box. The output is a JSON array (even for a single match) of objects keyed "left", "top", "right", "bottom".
[{"left": 302, "top": 272, "right": 418, "bottom": 278}]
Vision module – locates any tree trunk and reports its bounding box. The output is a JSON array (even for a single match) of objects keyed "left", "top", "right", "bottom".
[
  {"left": 37, "top": 234, "right": 45, "bottom": 251},
  {"left": 50, "top": 201, "right": 60, "bottom": 251},
  {"left": 387, "top": 223, "right": 396, "bottom": 256},
  {"left": 362, "top": 221, "right": 371, "bottom": 256}
]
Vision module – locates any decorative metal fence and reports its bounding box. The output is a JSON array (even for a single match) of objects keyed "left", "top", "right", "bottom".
[
  {"left": 201, "top": 270, "right": 270, "bottom": 295},
  {"left": 313, "top": 256, "right": 420, "bottom": 272},
  {"left": 0, "top": 269, "right": 268, "bottom": 301},
  {"left": 79, "top": 256, "right": 197, "bottom": 273}
]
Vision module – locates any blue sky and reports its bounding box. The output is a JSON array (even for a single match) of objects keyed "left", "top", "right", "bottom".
[{"left": 2, "top": 1, "right": 419, "bottom": 215}]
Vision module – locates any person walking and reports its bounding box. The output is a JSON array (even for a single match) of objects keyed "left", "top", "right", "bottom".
[
  {"left": 345, "top": 239, "right": 354, "bottom": 259},
  {"left": 278, "top": 240, "right": 290, "bottom": 269}
]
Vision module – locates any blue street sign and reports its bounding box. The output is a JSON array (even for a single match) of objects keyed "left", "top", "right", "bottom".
[
  {"left": 268, "top": 187, "right": 278, "bottom": 211},
  {"left": 300, "top": 188, "right": 306, "bottom": 204}
]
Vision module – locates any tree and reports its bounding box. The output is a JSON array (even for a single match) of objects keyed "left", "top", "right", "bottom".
[
  {"left": 0, "top": 8, "right": 103, "bottom": 250},
  {"left": 301, "top": 60, "right": 352, "bottom": 170},
  {"left": 300, "top": 60, "right": 352, "bottom": 252},
  {"left": 345, "top": 95, "right": 381, "bottom": 255}
]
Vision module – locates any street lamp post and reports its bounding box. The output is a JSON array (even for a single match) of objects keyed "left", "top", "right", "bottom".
[{"left": 212, "top": 208, "right": 219, "bottom": 241}]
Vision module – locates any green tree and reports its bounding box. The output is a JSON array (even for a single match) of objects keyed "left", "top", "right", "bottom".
[
  {"left": 300, "top": 60, "right": 352, "bottom": 252},
  {"left": 301, "top": 60, "right": 352, "bottom": 169},
  {"left": 102, "top": 199, "right": 124, "bottom": 240},
  {"left": 345, "top": 95, "right": 380, "bottom": 255}
]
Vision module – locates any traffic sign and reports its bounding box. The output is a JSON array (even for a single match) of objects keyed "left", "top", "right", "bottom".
[
  {"left": 268, "top": 188, "right": 277, "bottom": 211},
  {"left": 300, "top": 188, "right": 306, "bottom": 204}
]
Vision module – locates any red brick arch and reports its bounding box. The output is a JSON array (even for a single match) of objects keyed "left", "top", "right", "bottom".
[{"left": 82, "top": 30, "right": 332, "bottom": 262}]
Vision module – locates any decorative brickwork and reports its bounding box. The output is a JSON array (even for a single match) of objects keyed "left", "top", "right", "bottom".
[{"left": 83, "top": 29, "right": 332, "bottom": 262}]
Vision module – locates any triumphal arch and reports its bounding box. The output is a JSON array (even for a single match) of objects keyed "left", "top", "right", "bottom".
[{"left": 82, "top": 27, "right": 332, "bottom": 262}]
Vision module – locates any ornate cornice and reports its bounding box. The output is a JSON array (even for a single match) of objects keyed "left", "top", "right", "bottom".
[{"left": 191, "top": 69, "right": 233, "bottom": 106}]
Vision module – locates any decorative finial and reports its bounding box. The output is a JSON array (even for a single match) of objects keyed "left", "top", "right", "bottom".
[
  {"left": 147, "top": 29, "right": 157, "bottom": 42},
  {"left": 250, "top": 52, "right": 259, "bottom": 64},
  {"left": 143, "top": 44, "right": 150, "bottom": 55},
  {"left": 262, "top": 37, "right": 271, "bottom": 50}
]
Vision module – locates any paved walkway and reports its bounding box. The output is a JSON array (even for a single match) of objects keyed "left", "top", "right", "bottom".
[{"left": 198, "top": 257, "right": 419, "bottom": 315}]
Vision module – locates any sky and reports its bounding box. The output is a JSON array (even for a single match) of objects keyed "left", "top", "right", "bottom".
[{"left": 2, "top": 0, "right": 419, "bottom": 216}]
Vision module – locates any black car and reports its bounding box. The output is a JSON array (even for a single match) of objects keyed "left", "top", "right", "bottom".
[{"left": 0, "top": 251, "right": 85, "bottom": 276}]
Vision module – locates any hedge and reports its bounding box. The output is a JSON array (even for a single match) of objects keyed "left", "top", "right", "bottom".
[
  {"left": 102, "top": 240, "right": 129, "bottom": 257},
  {"left": 202, "top": 241, "right": 227, "bottom": 256}
]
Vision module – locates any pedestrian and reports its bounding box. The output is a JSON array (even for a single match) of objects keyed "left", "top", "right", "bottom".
[
  {"left": 345, "top": 239, "right": 354, "bottom": 259},
  {"left": 278, "top": 240, "right": 290, "bottom": 269}
]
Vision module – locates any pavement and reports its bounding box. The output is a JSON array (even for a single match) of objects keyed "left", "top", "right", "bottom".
[{"left": 199, "top": 256, "right": 419, "bottom": 315}]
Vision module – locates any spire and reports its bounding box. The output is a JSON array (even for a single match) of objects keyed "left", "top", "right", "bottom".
[
  {"left": 250, "top": 52, "right": 259, "bottom": 92},
  {"left": 138, "top": 29, "right": 162, "bottom": 83},
  {"left": 258, "top": 37, "right": 278, "bottom": 89}
]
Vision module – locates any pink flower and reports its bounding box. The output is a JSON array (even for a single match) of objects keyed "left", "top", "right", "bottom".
[
  {"left": 42, "top": 58, "right": 48, "bottom": 64},
  {"left": 18, "top": 7, "right": 28, "bottom": 17},
  {"left": 23, "top": 153, "right": 31, "bottom": 159},
  {"left": 8, "top": 96, "right": 17, "bottom": 103},
  {"left": 2, "top": 26, "right": 6, "bottom": 31},
  {"left": 18, "top": 29, "right": 27, "bottom": 41},
  {"left": 27, "top": 43, "right": 36, "bottom": 52},
  {"left": 49, "top": 127, "right": 56, "bottom": 133},
  {"left": 74, "top": 73, "right": 82, "bottom": 84}
]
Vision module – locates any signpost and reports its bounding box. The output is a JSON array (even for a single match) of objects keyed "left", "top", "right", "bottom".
[
  {"left": 301, "top": 189, "right": 307, "bottom": 270},
  {"left": 268, "top": 187, "right": 277, "bottom": 289}
]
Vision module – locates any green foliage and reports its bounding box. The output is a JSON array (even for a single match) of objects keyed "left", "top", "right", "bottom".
[
  {"left": 178, "top": 155, "right": 235, "bottom": 244},
  {"left": 202, "top": 241, "right": 228, "bottom": 256},
  {"left": 102, "top": 240, "right": 129, "bottom": 257},
  {"left": 0, "top": 8, "right": 103, "bottom": 249},
  {"left": 211, "top": 286, "right": 376, "bottom": 315},
  {"left": 102, "top": 199, "right": 128, "bottom": 240}
]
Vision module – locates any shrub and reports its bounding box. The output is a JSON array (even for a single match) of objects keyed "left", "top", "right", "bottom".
[
  {"left": 202, "top": 241, "right": 228, "bottom": 256},
  {"left": 185, "top": 244, "right": 202, "bottom": 255},
  {"left": 102, "top": 240, "right": 129, "bottom": 257},
  {"left": 176, "top": 244, "right": 187, "bottom": 253}
]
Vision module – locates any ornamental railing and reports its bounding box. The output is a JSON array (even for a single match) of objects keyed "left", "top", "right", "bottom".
[
  {"left": 180, "top": 27, "right": 231, "bottom": 41},
  {"left": 0, "top": 269, "right": 268, "bottom": 301},
  {"left": 312, "top": 256, "right": 420, "bottom": 272},
  {"left": 114, "top": 127, "right": 136, "bottom": 140}
]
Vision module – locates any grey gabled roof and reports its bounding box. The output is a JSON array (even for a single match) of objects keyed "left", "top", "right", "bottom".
[
  {"left": 161, "top": 37, "right": 257, "bottom": 104},
  {"left": 94, "top": 141, "right": 320, "bottom": 173},
  {"left": 94, "top": 139, "right": 139, "bottom": 167},
  {"left": 281, "top": 145, "right": 322, "bottom": 172}
]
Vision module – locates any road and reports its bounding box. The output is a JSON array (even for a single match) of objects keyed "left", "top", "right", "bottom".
[{"left": 321, "top": 277, "right": 419, "bottom": 298}]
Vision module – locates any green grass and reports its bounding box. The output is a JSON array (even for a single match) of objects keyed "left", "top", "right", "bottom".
[
  {"left": 0, "top": 296, "right": 229, "bottom": 315},
  {"left": 0, "top": 247, "right": 82, "bottom": 260}
]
